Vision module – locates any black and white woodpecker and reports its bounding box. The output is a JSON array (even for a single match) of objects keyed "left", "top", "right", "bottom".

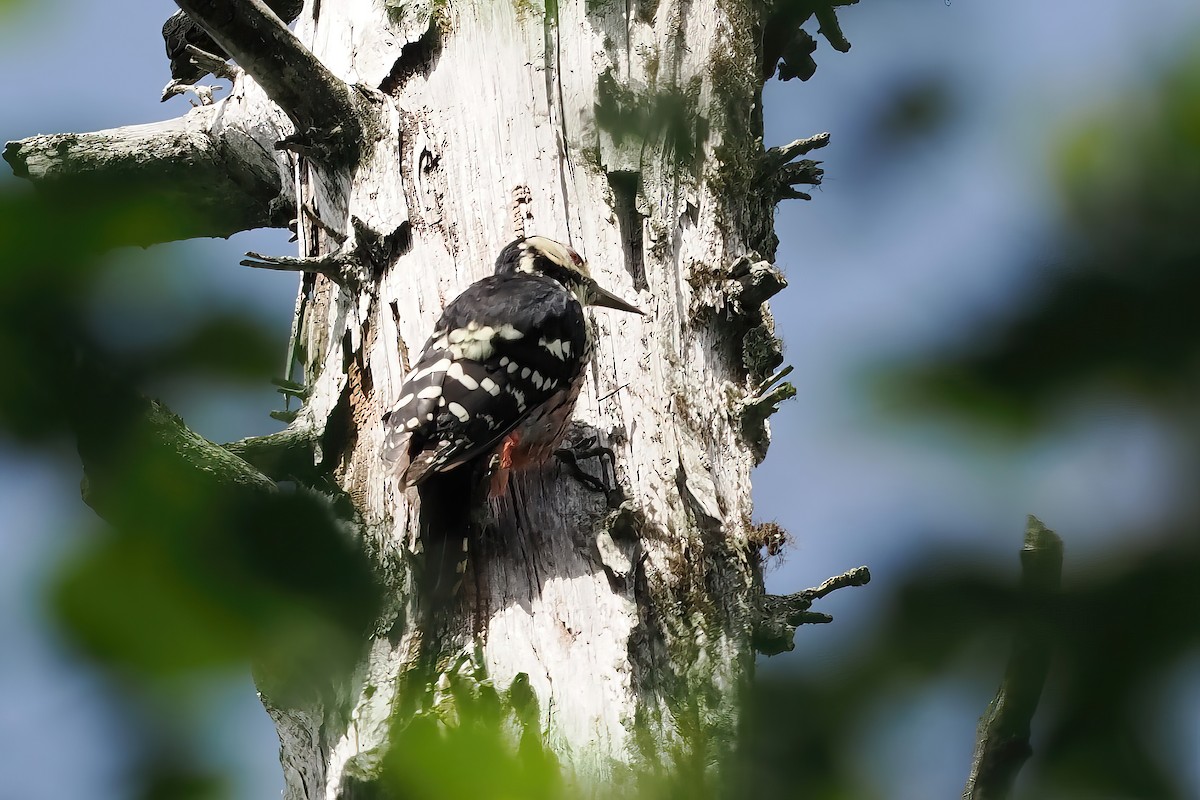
[
  {"left": 382, "top": 236, "right": 643, "bottom": 599},
  {"left": 161, "top": 0, "right": 305, "bottom": 89},
  {"left": 384, "top": 235, "right": 643, "bottom": 493}
]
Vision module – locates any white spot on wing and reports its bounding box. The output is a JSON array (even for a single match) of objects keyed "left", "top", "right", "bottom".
[
  {"left": 460, "top": 340, "right": 494, "bottom": 360},
  {"left": 448, "top": 324, "right": 508, "bottom": 361},
  {"left": 496, "top": 324, "right": 523, "bottom": 340},
  {"left": 539, "top": 337, "right": 567, "bottom": 360},
  {"left": 447, "top": 402, "right": 470, "bottom": 422},
  {"left": 521, "top": 367, "right": 531, "bottom": 379},
  {"left": 446, "top": 361, "right": 479, "bottom": 390},
  {"left": 413, "top": 358, "right": 452, "bottom": 381},
  {"left": 417, "top": 385, "right": 442, "bottom": 399},
  {"left": 480, "top": 377, "right": 500, "bottom": 395}
]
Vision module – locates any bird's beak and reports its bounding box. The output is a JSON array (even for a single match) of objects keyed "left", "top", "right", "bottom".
[{"left": 588, "top": 280, "right": 645, "bottom": 315}]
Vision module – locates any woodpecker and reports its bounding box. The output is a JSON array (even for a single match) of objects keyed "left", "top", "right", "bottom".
[
  {"left": 384, "top": 235, "right": 643, "bottom": 491},
  {"left": 161, "top": 0, "right": 305, "bottom": 89},
  {"left": 382, "top": 236, "right": 642, "bottom": 600}
]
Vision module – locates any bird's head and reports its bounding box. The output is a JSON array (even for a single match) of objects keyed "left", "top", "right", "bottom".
[{"left": 495, "top": 236, "right": 644, "bottom": 315}]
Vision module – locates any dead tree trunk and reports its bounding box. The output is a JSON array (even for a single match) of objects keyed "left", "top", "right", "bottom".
[{"left": 5, "top": 0, "right": 863, "bottom": 796}]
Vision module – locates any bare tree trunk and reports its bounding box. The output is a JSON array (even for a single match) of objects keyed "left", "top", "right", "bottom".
[
  {"left": 6, "top": 0, "right": 857, "bottom": 796},
  {"left": 281, "top": 1, "right": 778, "bottom": 794}
]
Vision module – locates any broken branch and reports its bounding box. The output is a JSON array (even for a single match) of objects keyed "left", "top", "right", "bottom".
[
  {"left": 753, "top": 565, "right": 872, "bottom": 655},
  {"left": 174, "top": 0, "right": 366, "bottom": 163},
  {"left": 223, "top": 424, "right": 324, "bottom": 484},
  {"left": 963, "top": 516, "right": 1063, "bottom": 800},
  {"left": 3, "top": 109, "right": 293, "bottom": 244}
]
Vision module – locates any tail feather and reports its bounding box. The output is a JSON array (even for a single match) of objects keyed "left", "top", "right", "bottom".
[
  {"left": 415, "top": 467, "right": 477, "bottom": 606},
  {"left": 381, "top": 413, "right": 413, "bottom": 476}
]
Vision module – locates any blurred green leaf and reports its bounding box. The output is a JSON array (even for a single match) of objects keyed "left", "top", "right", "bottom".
[
  {"left": 737, "top": 533, "right": 1200, "bottom": 798},
  {"left": 0, "top": 0, "right": 28, "bottom": 17},
  {"left": 1, "top": 128, "right": 383, "bottom": 794},
  {"left": 377, "top": 715, "right": 561, "bottom": 800},
  {"left": 56, "top": 527, "right": 255, "bottom": 672},
  {"left": 343, "top": 664, "right": 563, "bottom": 799},
  {"left": 595, "top": 70, "right": 708, "bottom": 166},
  {"left": 132, "top": 313, "right": 283, "bottom": 381},
  {"left": 55, "top": 485, "right": 382, "bottom": 689},
  {"left": 886, "top": 49, "right": 1200, "bottom": 427},
  {"left": 0, "top": 186, "right": 264, "bottom": 440}
]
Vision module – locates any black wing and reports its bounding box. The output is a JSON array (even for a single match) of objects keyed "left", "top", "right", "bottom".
[
  {"left": 383, "top": 273, "right": 587, "bottom": 486},
  {"left": 162, "top": 12, "right": 217, "bottom": 84},
  {"left": 162, "top": 0, "right": 305, "bottom": 84}
]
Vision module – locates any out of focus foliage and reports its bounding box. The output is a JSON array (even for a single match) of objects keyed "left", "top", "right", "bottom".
[
  {"left": 895, "top": 50, "right": 1200, "bottom": 429},
  {"left": 5, "top": 0, "right": 1199, "bottom": 794},
  {"left": 810, "top": 46, "right": 1200, "bottom": 798},
  {"left": 0, "top": 0, "right": 25, "bottom": 18},
  {"left": 343, "top": 665, "right": 563, "bottom": 800},
  {"left": 0, "top": 180, "right": 384, "bottom": 796}
]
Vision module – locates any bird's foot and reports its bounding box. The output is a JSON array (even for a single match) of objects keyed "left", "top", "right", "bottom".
[{"left": 555, "top": 438, "right": 623, "bottom": 506}]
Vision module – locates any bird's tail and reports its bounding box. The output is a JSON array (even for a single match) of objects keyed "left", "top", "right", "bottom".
[{"left": 415, "top": 467, "right": 477, "bottom": 607}]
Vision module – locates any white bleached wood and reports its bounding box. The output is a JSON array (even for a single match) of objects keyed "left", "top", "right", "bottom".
[
  {"left": 3, "top": 0, "right": 801, "bottom": 794},
  {"left": 272, "top": 0, "right": 775, "bottom": 795},
  {"left": 3, "top": 76, "right": 296, "bottom": 242}
]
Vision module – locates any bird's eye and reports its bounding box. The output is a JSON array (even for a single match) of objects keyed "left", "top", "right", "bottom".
[{"left": 568, "top": 249, "right": 584, "bottom": 267}]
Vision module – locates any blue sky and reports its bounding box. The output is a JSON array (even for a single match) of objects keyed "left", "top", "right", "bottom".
[{"left": 3, "top": 1, "right": 1200, "bottom": 798}]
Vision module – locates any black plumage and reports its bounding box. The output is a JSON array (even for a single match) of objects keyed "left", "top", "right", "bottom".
[
  {"left": 383, "top": 263, "right": 589, "bottom": 488},
  {"left": 162, "top": 0, "right": 305, "bottom": 85},
  {"left": 382, "top": 236, "right": 641, "bottom": 604}
]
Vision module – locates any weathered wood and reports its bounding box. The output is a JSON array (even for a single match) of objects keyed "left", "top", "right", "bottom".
[
  {"left": 174, "top": 0, "right": 367, "bottom": 162},
  {"left": 3, "top": 95, "right": 294, "bottom": 243},
  {"left": 263, "top": 0, "right": 794, "bottom": 795}
]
